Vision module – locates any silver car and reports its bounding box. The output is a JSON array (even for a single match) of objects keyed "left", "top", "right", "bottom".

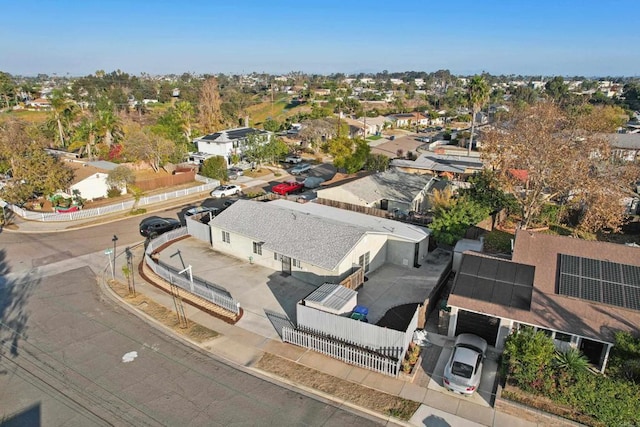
[{"left": 443, "top": 333, "right": 488, "bottom": 395}]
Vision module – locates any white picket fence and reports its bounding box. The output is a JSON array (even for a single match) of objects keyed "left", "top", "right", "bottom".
[
  {"left": 6, "top": 176, "right": 219, "bottom": 222},
  {"left": 282, "top": 326, "right": 402, "bottom": 377},
  {"left": 144, "top": 228, "right": 240, "bottom": 315}
]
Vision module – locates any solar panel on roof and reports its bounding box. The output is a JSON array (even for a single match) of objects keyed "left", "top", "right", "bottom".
[
  {"left": 473, "top": 278, "right": 495, "bottom": 302},
  {"left": 453, "top": 274, "right": 476, "bottom": 298},
  {"left": 477, "top": 259, "right": 499, "bottom": 280},
  {"left": 495, "top": 262, "right": 517, "bottom": 285},
  {"left": 558, "top": 253, "right": 640, "bottom": 311},
  {"left": 511, "top": 285, "right": 534, "bottom": 310}
]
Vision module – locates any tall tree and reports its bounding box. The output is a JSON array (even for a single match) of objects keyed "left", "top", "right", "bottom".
[
  {"left": 467, "top": 75, "right": 489, "bottom": 156},
  {"left": 198, "top": 77, "right": 224, "bottom": 134},
  {"left": 123, "top": 127, "right": 176, "bottom": 172},
  {"left": 48, "top": 89, "right": 79, "bottom": 147},
  {"left": 482, "top": 101, "right": 636, "bottom": 232}
]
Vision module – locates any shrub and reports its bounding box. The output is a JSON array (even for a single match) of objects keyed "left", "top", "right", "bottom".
[
  {"left": 107, "top": 187, "right": 122, "bottom": 198},
  {"left": 502, "top": 327, "right": 555, "bottom": 393}
]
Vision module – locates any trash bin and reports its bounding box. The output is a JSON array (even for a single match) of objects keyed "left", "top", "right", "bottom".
[{"left": 353, "top": 305, "right": 369, "bottom": 316}]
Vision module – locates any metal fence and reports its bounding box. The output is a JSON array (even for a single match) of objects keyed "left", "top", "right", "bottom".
[
  {"left": 282, "top": 327, "right": 401, "bottom": 377},
  {"left": 6, "top": 175, "right": 219, "bottom": 222},
  {"left": 144, "top": 228, "right": 240, "bottom": 315}
]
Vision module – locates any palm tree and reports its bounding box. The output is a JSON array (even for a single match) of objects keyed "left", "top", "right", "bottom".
[
  {"left": 49, "top": 89, "right": 78, "bottom": 147},
  {"left": 97, "top": 108, "right": 123, "bottom": 147},
  {"left": 467, "top": 75, "right": 490, "bottom": 156},
  {"left": 70, "top": 116, "right": 99, "bottom": 160}
]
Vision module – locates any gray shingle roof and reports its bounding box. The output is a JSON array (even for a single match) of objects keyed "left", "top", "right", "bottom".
[
  {"left": 212, "top": 199, "right": 429, "bottom": 270},
  {"left": 391, "top": 153, "right": 484, "bottom": 174},
  {"left": 319, "top": 169, "right": 435, "bottom": 204}
]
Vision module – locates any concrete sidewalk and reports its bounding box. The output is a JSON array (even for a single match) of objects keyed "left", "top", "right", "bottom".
[{"left": 3, "top": 186, "right": 547, "bottom": 427}]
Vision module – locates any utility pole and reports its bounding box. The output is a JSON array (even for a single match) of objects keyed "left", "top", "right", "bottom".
[
  {"left": 111, "top": 235, "right": 118, "bottom": 279},
  {"left": 126, "top": 247, "right": 136, "bottom": 296}
]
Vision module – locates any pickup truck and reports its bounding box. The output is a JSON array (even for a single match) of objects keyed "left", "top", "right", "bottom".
[
  {"left": 272, "top": 181, "right": 304, "bottom": 195},
  {"left": 290, "top": 163, "right": 311, "bottom": 175},
  {"left": 284, "top": 155, "right": 302, "bottom": 164}
]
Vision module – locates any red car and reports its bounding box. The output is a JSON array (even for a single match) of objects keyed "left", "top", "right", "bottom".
[{"left": 272, "top": 181, "right": 304, "bottom": 195}]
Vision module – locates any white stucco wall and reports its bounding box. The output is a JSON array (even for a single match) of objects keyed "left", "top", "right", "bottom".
[{"left": 70, "top": 173, "right": 124, "bottom": 201}]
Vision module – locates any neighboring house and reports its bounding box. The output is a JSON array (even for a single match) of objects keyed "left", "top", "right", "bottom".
[
  {"left": 608, "top": 132, "right": 640, "bottom": 162},
  {"left": 316, "top": 169, "right": 447, "bottom": 214},
  {"left": 193, "top": 127, "right": 271, "bottom": 166},
  {"left": 25, "top": 97, "right": 51, "bottom": 109},
  {"left": 65, "top": 160, "right": 125, "bottom": 201},
  {"left": 355, "top": 115, "right": 387, "bottom": 136},
  {"left": 446, "top": 230, "right": 640, "bottom": 372},
  {"left": 391, "top": 153, "right": 484, "bottom": 179},
  {"left": 208, "top": 199, "right": 431, "bottom": 286},
  {"left": 342, "top": 117, "right": 365, "bottom": 138},
  {"left": 385, "top": 113, "right": 429, "bottom": 128}
]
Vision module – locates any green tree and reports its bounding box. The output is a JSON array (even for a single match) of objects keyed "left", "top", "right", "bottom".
[
  {"left": 364, "top": 153, "right": 390, "bottom": 172},
  {"left": 545, "top": 76, "right": 570, "bottom": 104},
  {"left": 467, "top": 75, "right": 490, "bottom": 156},
  {"left": 0, "top": 71, "right": 15, "bottom": 108},
  {"left": 48, "top": 89, "right": 79, "bottom": 147},
  {"left": 1, "top": 149, "right": 74, "bottom": 205},
  {"left": 460, "top": 169, "right": 517, "bottom": 214},
  {"left": 199, "top": 155, "right": 227, "bottom": 181},
  {"left": 428, "top": 191, "right": 490, "bottom": 245},
  {"left": 262, "top": 118, "right": 281, "bottom": 132}
]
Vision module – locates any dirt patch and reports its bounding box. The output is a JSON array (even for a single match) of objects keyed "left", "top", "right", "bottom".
[
  {"left": 107, "top": 279, "right": 218, "bottom": 343},
  {"left": 254, "top": 353, "right": 419, "bottom": 421}
]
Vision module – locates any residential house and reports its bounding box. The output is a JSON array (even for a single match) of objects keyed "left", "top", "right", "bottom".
[
  {"left": 316, "top": 169, "right": 447, "bottom": 214},
  {"left": 386, "top": 113, "right": 429, "bottom": 129},
  {"left": 391, "top": 153, "right": 484, "bottom": 179},
  {"left": 355, "top": 115, "right": 388, "bottom": 136},
  {"left": 446, "top": 230, "right": 640, "bottom": 372},
  {"left": 65, "top": 160, "right": 125, "bottom": 201},
  {"left": 208, "top": 199, "right": 431, "bottom": 286},
  {"left": 608, "top": 132, "right": 640, "bottom": 162},
  {"left": 193, "top": 127, "right": 271, "bottom": 166}
]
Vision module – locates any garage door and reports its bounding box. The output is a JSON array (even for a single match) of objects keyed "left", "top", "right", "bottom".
[{"left": 455, "top": 310, "right": 500, "bottom": 346}]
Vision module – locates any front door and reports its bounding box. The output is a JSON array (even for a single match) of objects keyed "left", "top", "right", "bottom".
[{"left": 281, "top": 255, "right": 292, "bottom": 276}]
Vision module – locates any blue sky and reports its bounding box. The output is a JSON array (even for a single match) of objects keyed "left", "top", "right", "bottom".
[{"left": 2, "top": 0, "right": 638, "bottom": 77}]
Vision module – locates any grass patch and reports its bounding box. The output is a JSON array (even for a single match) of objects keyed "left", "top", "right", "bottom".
[
  {"left": 366, "top": 135, "right": 383, "bottom": 141},
  {"left": 483, "top": 229, "right": 513, "bottom": 253},
  {"left": 107, "top": 279, "right": 218, "bottom": 343},
  {"left": 254, "top": 353, "right": 420, "bottom": 421}
]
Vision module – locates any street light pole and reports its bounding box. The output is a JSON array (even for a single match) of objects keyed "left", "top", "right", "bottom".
[{"left": 112, "top": 235, "right": 118, "bottom": 278}]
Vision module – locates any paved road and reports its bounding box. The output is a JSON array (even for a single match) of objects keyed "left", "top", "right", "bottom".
[{"left": 0, "top": 217, "right": 386, "bottom": 426}]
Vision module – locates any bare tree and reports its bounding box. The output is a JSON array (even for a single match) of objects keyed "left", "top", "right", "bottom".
[
  {"left": 482, "top": 101, "right": 637, "bottom": 232},
  {"left": 198, "top": 77, "right": 224, "bottom": 134}
]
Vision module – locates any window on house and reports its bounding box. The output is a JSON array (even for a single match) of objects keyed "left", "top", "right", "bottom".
[
  {"left": 554, "top": 332, "right": 572, "bottom": 343},
  {"left": 222, "top": 231, "right": 230, "bottom": 243},
  {"left": 293, "top": 259, "right": 301, "bottom": 268},
  {"left": 253, "top": 242, "right": 263, "bottom": 255}
]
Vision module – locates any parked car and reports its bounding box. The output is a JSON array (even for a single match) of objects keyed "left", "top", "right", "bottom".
[
  {"left": 443, "top": 333, "right": 488, "bottom": 395},
  {"left": 210, "top": 184, "right": 242, "bottom": 198},
  {"left": 272, "top": 181, "right": 304, "bottom": 195},
  {"left": 284, "top": 155, "right": 302, "bottom": 164},
  {"left": 303, "top": 176, "right": 325, "bottom": 189},
  {"left": 222, "top": 199, "right": 238, "bottom": 209},
  {"left": 139, "top": 217, "right": 181, "bottom": 238},
  {"left": 185, "top": 206, "right": 220, "bottom": 218},
  {"left": 290, "top": 163, "right": 311, "bottom": 175},
  {"left": 416, "top": 136, "right": 431, "bottom": 143},
  {"left": 228, "top": 167, "right": 244, "bottom": 176}
]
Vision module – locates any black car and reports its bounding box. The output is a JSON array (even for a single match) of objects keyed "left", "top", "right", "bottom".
[{"left": 139, "top": 217, "right": 181, "bottom": 238}]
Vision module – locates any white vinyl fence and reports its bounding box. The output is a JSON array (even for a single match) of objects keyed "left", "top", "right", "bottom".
[
  {"left": 144, "top": 228, "right": 240, "bottom": 315},
  {"left": 6, "top": 176, "right": 219, "bottom": 222},
  {"left": 286, "top": 304, "right": 421, "bottom": 377},
  {"left": 282, "top": 327, "right": 402, "bottom": 377}
]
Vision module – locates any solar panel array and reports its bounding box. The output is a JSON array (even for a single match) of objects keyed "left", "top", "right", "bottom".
[
  {"left": 558, "top": 254, "right": 640, "bottom": 311},
  {"left": 452, "top": 255, "right": 535, "bottom": 310}
]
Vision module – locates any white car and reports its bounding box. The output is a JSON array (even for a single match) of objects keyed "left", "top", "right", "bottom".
[
  {"left": 443, "top": 333, "right": 488, "bottom": 395},
  {"left": 210, "top": 184, "right": 241, "bottom": 198},
  {"left": 290, "top": 163, "right": 311, "bottom": 175}
]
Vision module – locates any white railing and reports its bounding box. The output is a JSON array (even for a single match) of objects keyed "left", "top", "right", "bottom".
[
  {"left": 5, "top": 175, "right": 219, "bottom": 222},
  {"left": 282, "top": 327, "right": 401, "bottom": 377},
  {"left": 144, "top": 228, "right": 240, "bottom": 315}
]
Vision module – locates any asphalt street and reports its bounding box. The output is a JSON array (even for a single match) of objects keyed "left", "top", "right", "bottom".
[{"left": 0, "top": 221, "right": 386, "bottom": 426}]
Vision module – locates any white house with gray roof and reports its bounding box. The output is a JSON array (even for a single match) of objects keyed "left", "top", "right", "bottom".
[
  {"left": 193, "top": 126, "right": 271, "bottom": 166},
  {"left": 208, "top": 199, "right": 431, "bottom": 286},
  {"left": 316, "top": 169, "right": 446, "bottom": 215}
]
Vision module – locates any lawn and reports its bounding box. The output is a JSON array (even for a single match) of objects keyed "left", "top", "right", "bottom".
[{"left": 366, "top": 135, "right": 383, "bottom": 141}]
